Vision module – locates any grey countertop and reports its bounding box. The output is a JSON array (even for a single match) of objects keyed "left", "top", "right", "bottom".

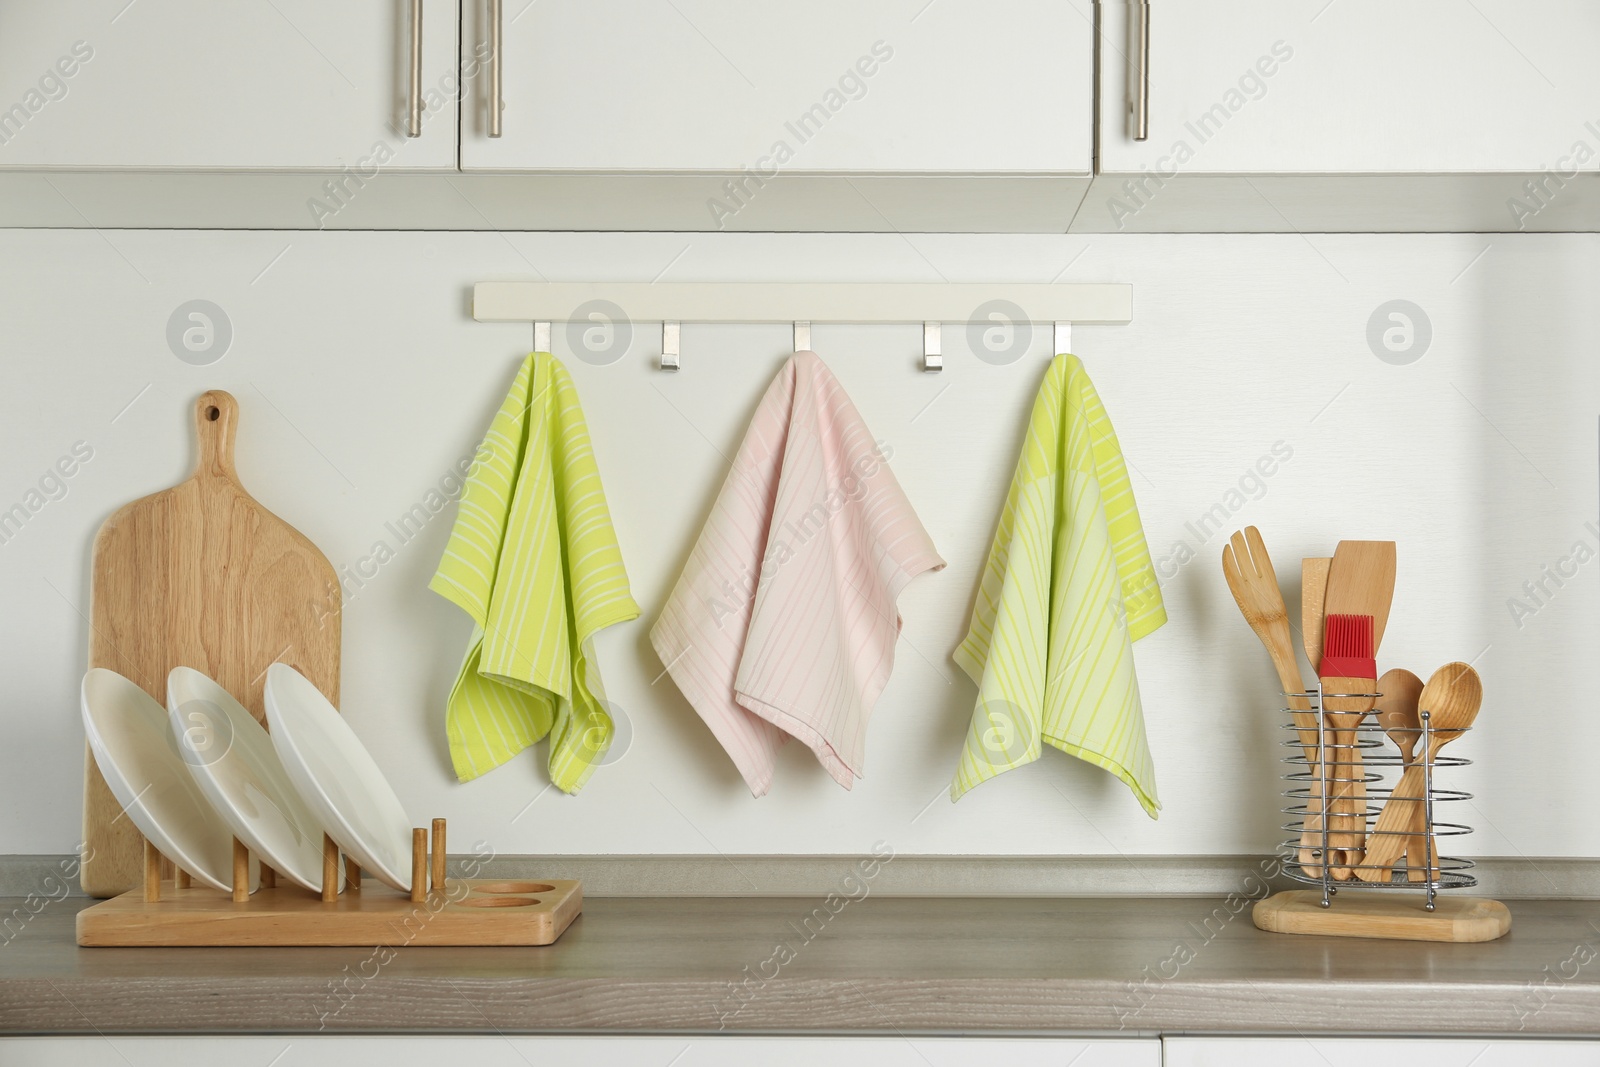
[{"left": 1, "top": 896, "right": 1597, "bottom": 1037}]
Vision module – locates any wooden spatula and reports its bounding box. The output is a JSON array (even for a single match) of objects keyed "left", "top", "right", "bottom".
[
  {"left": 1300, "top": 558, "right": 1330, "bottom": 671},
  {"left": 1291, "top": 557, "right": 1335, "bottom": 869},
  {"left": 1220, "top": 528, "right": 1321, "bottom": 870},
  {"left": 1320, "top": 540, "right": 1397, "bottom": 878},
  {"left": 82, "top": 391, "right": 341, "bottom": 897},
  {"left": 1325, "top": 541, "right": 1396, "bottom": 649}
]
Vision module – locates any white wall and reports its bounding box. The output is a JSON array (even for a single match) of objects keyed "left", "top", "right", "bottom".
[{"left": 1, "top": 229, "right": 1593, "bottom": 861}]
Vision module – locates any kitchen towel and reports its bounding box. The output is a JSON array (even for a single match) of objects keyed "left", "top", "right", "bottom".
[
  {"left": 950, "top": 353, "right": 1166, "bottom": 816},
  {"left": 430, "top": 352, "right": 638, "bottom": 793},
  {"left": 651, "top": 351, "right": 944, "bottom": 796}
]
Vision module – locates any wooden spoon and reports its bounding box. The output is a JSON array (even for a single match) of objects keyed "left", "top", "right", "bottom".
[
  {"left": 1373, "top": 668, "right": 1426, "bottom": 880},
  {"left": 1221, "top": 528, "right": 1320, "bottom": 870},
  {"left": 1358, "top": 662, "right": 1482, "bottom": 881},
  {"left": 1374, "top": 668, "right": 1424, "bottom": 763}
]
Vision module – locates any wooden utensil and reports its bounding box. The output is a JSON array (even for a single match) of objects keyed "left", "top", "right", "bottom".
[
  {"left": 1220, "top": 528, "right": 1321, "bottom": 869},
  {"left": 1358, "top": 662, "right": 1482, "bottom": 882},
  {"left": 1324, "top": 541, "right": 1397, "bottom": 647},
  {"left": 1320, "top": 540, "right": 1397, "bottom": 877},
  {"left": 1374, "top": 669, "right": 1424, "bottom": 761},
  {"left": 1293, "top": 555, "right": 1336, "bottom": 872},
  {"left": 1318, "top": 614, "right": 1376, "bottom": 877},
  {"left": 1373, "top": 668, "right": 1427, "bottom": 881},
  {"left": 1300, "top": 557, "right": 1331, "bottom": 671},
  {"left": 82, "top": 391, "right": 340, "bottom": 897}
]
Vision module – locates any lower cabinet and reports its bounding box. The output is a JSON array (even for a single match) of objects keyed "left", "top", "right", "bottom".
[{"left": 1164, "top": 1038, "right": 1600, "bottom": 1066}]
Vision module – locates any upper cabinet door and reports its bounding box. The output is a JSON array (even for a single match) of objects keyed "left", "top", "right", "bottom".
[
  {"left": 0, "top": 1, "right": 460, "bottom": 169},
  {"left": 459, "top": 0, "right": 1094, "bottom": 174},
  {"left": 1097, "top": 0, "right": 1600, "bottom": 174}
]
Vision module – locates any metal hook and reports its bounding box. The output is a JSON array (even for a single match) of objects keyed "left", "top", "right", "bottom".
[
  {"left": 794, "top": 321, "right": 811, "bottom": 353},
  {"left": 534, "top": 321, "right": 551, "bottom": 353},
  {"left": 923, "top": 322, "right": 942, "bottom": 373},
  {"left": 659, "top": 321, "right": 680, "bottom": 371},
  {"left": 1054, "top": 321, "right": 1071, "bottom": 355}
]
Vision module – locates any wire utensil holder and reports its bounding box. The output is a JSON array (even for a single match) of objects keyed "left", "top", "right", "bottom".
[{"left": 1278, "top": 687, "right": 1476, "bottom": 909}]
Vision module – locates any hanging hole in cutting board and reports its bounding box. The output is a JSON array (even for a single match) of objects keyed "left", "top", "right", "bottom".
[
  {"left": 473, "top": 881, "right": 555, "bottom": 894},
  {"left": 206, "top": 406, "right": 220, "bottom": 421},
  {"left": 453, "top": 895, "right": 542, "bottom": 908}
]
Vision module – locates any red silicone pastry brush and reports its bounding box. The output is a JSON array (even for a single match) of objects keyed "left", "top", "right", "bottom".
[{"left": 1319, "top": 613, "right": 1377, "bottom": 873}]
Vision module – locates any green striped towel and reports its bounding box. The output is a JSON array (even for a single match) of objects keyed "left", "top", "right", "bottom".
[
  {"left": 951, "top": 354, "right": 1167, "bottom": 816},
  {"left": 430, "top": 352, "right": 638, "bottom": 793}
]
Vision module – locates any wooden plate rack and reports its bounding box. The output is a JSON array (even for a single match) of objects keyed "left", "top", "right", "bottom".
[{"left": 76, "top": 819, "right": 582, "bottom": 947}]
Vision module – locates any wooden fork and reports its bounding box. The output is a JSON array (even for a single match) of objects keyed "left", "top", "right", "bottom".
[{"left": 1221, "top": 527, "right": 1322, "bottom": 873}]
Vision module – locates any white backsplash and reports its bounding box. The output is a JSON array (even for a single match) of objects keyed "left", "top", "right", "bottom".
[{"left": 1, "top": 229, "right": 1593, "bottom": 860}]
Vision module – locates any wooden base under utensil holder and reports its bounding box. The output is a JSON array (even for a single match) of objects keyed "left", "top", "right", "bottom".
[
  {"left": 1257, "top": 688, "right": 1510, "bottom": 943},
  {"left": 77, "top": 818, "right": 582, "bottom": 947}
]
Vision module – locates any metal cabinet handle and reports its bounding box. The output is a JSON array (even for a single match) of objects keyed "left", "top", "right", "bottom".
[
  {"left": 1128, "top": 0, "right": 1149, "bottom": 141},
  {"left": 489, "top": 0, "right": 503, "bottom": 138},
  {"left": 406, "top": 0, "right": 423, "bottom": 137}
]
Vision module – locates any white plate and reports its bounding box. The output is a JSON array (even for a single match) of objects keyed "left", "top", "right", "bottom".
[
  {"left": 80, "top": 668, "right": 248, "bottom": 893},
  {"left": 167, "top": 667, "right": 339, "bottom": 893},
  {"left": 264, "top": 663, "right": 414, "bottom": 891}
]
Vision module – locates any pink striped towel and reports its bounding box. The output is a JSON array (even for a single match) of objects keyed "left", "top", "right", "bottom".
[{"left": 650, "top": 351, "right": 944, "bottom": 796}]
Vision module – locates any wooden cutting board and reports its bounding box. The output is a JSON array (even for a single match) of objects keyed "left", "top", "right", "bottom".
[{"left": 82, "top": 390, "right": 340, "bottom": 897}]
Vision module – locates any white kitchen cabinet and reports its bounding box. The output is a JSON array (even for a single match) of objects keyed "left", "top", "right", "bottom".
[
  {"left": 0, "top": 0, "right": 1094, "bottom": 229},
  {"left": 458, "top": 0, "right": 1094, "bottom": 175},
  {"left": 0, "top": 1, "right": 460, "bottom": 169},
  {"left": 2, "top": 2, "right": 1597, "bottom": 231},
  {"left": 1081, "top": 0, "right": 1600, "bottom": 231},
  {"left": 1164, "top": 1037, "right": 1600, "bottom": 1066},
  {"left": 1098, "top": 0, "right": 1600, "bottom": 174}
]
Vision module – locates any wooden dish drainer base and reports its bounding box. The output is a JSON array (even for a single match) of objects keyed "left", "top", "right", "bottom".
[{"left": 76, "top": 818, "right": 582, "bottom": 947}]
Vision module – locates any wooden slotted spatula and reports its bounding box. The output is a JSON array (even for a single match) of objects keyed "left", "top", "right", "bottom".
[
  {"left": 1320, "top": 540, "right": 1397, "bottom": 878},
  {"left": 82, "top": 391, "right": 341, "bottom": 896},
  {"left": 1220, "top": 528, "right": 1320, "bottom": 870}
]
